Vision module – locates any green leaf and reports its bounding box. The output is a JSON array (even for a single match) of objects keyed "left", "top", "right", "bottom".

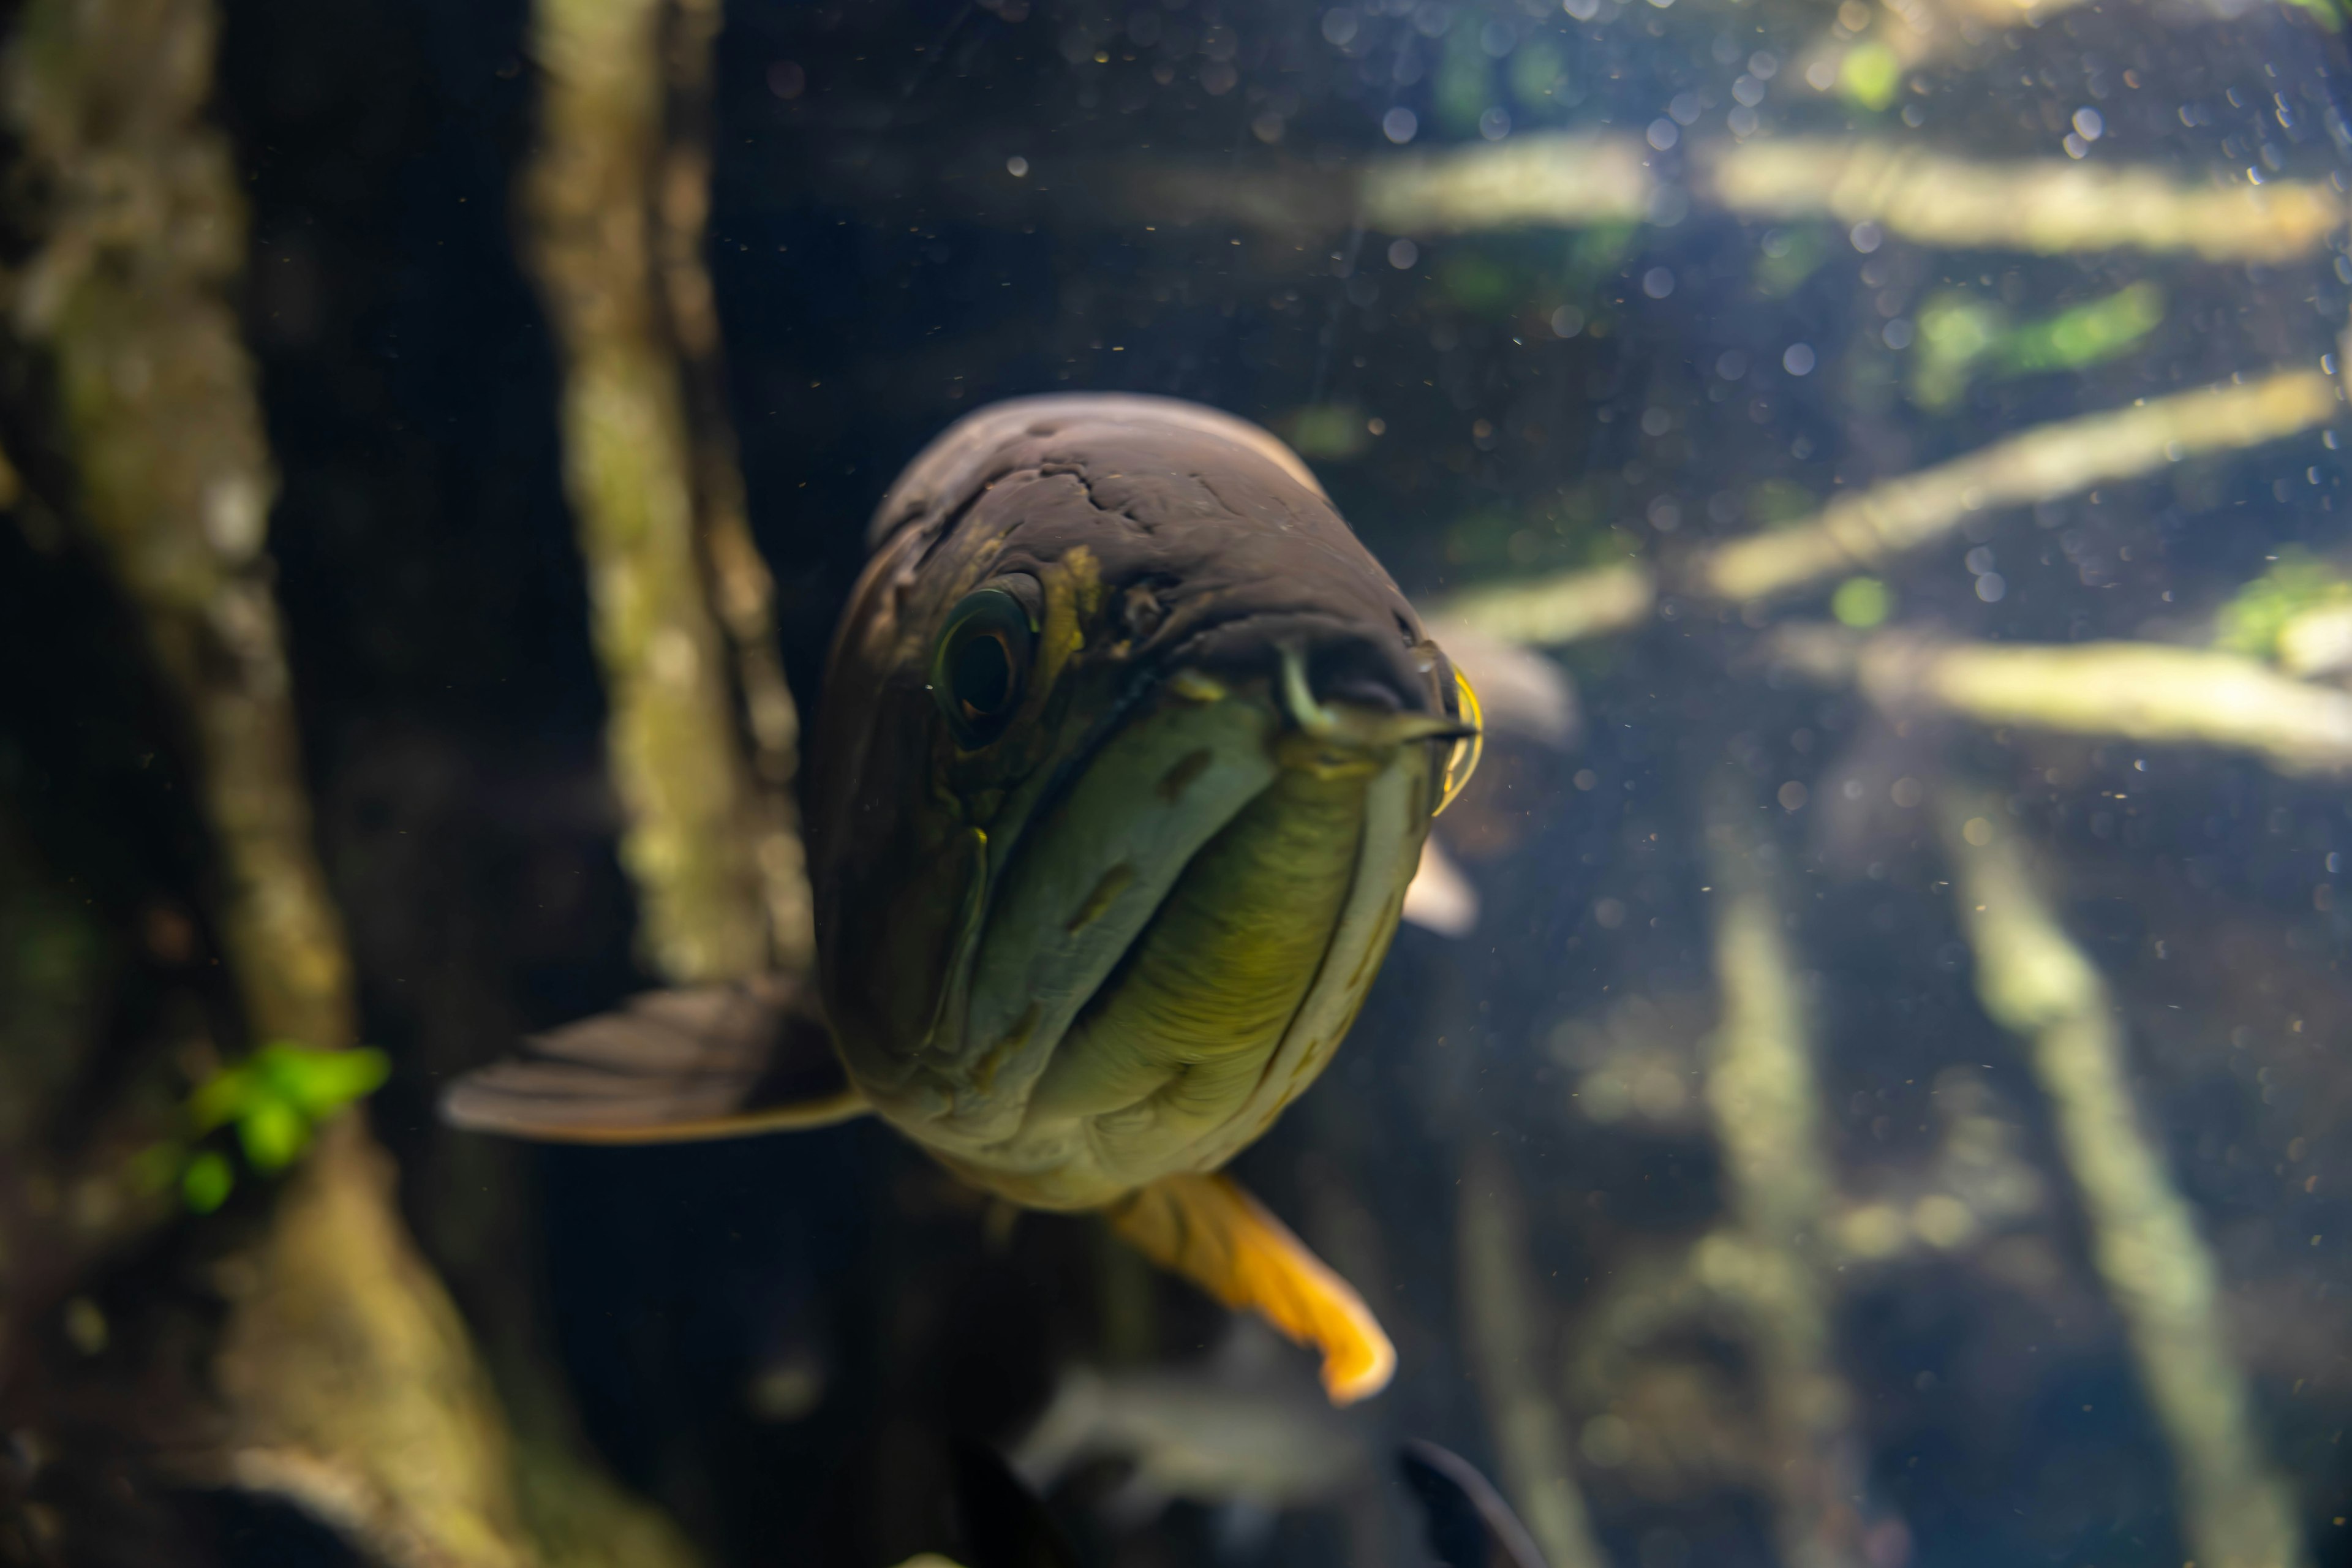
[
  {"left": 183, "top": 1151, "right": 235, "bottom": 1213},
  {"left": 1282, "top": 404, "right": 1371, "bottom": 461},
  {"left": 1996, "top": 282, "right": 2165, "bottom": 377},
  {"left": 1754, "top": 226, "right": 1830, "bottom": 300},
  {"left": 1435, "top": 17, "right": 1490, "bottom": 137},
  {"left": 2215, "top": 551, "right": 2352, "bottom": 659},
  {"left": 238, "top": 1095, "right": 312, "bottom": 1174},
  {"left": 1839, "top": 43, "right": 1902, "bottom": 112},
  {"left": 252, "top": 1041, "right": 390, "bottom": 1117},
  {"left": 1507, "top": 40, "right": 1567, "bottom": 112},
  {"left": 1832, "top": 577, "right": 1894, "bottom": 630}
]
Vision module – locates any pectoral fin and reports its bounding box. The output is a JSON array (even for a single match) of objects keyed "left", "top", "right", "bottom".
[
  {"left": 440, "top": 973, "right": 868, "bottom": 1144},
  {"left": 1104, "top": 1172, "right": 1394, "bottom": 1405}
]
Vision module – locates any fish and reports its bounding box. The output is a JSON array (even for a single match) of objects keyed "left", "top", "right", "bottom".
[
  {"left": 1398, "top": 617, "right": 1580, "bottom": 938},
  {"left": 1398, "top": 1439, "right": 1552, "bottom": 1568},
  {"left": 443, "top": 394, "right": 1480, "bottom": 1404},
  {"left": 1010, "top": 1322, "right": 1370, "bottom": 1525}
]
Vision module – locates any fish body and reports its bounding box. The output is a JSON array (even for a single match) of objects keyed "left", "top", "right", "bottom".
[
  {"left": 1012, "top": 1360, "right": 1368, "bottom": 1517},
  {"left": 809, "top": 394, "right": 1468, "bottom": 1210},
  {"left": 446, "top": 394, "right": 1476, "bottom": 1401}
]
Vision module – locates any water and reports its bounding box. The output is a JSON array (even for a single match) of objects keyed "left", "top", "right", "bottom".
[{"left": 6, "top": 0, "right": 2351, "bottom": 1564}]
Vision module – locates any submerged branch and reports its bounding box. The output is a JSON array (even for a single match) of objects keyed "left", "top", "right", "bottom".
[
  {"left": 0, "top": 2, "right": 652, "bottom": 1562},
  {"left": 654, "top": 0, "right": 815, "bottom": 974},
  {"left": 523, "top": 0, "right": 774, "bottom": 983},
  {"left": 5, "top": 0, "right": 347, "bottom": 1051},
  {"left": 1421, "top": 562, "right": 1656, "bottom": 649},
  {"left": 1458, "top": 1141, "right": 1610, "bottom": 1568},
  {"left": 1697, "top": 369, "right": 2339, "bottom": 604},
  {"left": 1431, "top": 371, "right": 2334, "bottom": 646},
  {"left": 1770, "top": 625, "right": 2352, "bottom": 774},
  {"left": 1937, "top": 793, "right": 2308, "bottom": 1568},
  {"left": 1114, "top": 134, "right": 2343, "bottom": 262},
  {"left": 1698, "top": 784, "right": 1869, "bottom": 1568},
  {"left": 1698, "top": 140, "right": 2343, "bottom": 263},
  {"left": 1359, "top": 133, "right": 1655, "bottom": 234}
]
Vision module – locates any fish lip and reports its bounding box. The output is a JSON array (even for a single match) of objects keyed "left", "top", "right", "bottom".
[
  {"left": 1002, "top": 608, "right": 1448, "bottom": 894},
  {"left": 1148, "top": 607, "right": 1444, "bottom": 722}
]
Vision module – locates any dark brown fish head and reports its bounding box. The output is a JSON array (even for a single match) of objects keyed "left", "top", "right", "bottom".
[{"left": 808, "top": 394, "right": 1477, "bottom": 1208}]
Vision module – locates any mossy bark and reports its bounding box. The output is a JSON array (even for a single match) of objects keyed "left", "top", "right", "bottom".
[
  {"left": 0, "top": 1, "right": 696, "bottom": 1563},
  {"left": 522, "top": 0, "right": 811, "bottom": 985}
]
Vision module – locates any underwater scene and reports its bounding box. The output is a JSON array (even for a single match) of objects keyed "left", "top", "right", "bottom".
[{"left": 3, "top": 0, "right": 2351, "bottom": 1565}]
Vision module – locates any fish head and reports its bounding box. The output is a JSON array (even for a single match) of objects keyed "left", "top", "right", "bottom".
[{"left": 810, "top": 394, "right": 1477, "bottom": 1207}]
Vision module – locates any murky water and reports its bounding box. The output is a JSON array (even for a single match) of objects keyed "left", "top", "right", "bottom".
[{"left": 7, "top": 0, "right": 2352, "bottom": 1565}]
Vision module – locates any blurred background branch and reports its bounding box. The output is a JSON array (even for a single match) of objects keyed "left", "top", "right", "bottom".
[
  {"left": 522, "top": 0, "right": 801, "bottom": 986},
  {"left": 0, "top": 1, "right": 706, "bottom": 1563},
  {"left": 1104, "top": 135, "right": 2344, "bottom": 262},
  {"left": 1458, "top": 1140, "right": 1609, "bottom": 1568},
  {"left": 1695, "top": 369, "right": 2339, "bottom": 605},
  {"left": 0, "top": 1, "right": 628, "bottom": 1563},
  {"left": 1697, "top": 140, "right": 2344, "bottom": 262},
  {"left": 1938, "top": 788, "right": 2308, "bottom": 1568},
  {"left": 1695, "top": 782, "right": 1872, "bottom": 1568},
  {"left": 1770, "top": 628, "right": 2352, "bottom": 774}
]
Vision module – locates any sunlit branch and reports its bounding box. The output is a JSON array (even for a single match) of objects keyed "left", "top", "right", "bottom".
[
  {"left": 1359, "top": 133, "right": 1656, "bottom": 233},
  {"left": 1697, "top": 369, "right": 2339, "bottom": 604},
  {"left": 1769, "top": 625, "right": 2352, "bottom": 774},
  {"left": 1426, "top": 372, "right": 2335, "bottom": 647},
  {"left": 1458, "top": 1141, "right": 1611, "bottom": 1568},
  {"left": 1937, "top": 791, "right": 2309, "bottom": 1568},
  {"left": 1421, "top": 562, "right": 1656, "bottom": 648},
  {"left": 655, "top": 0, "right": 816, "bottom": 974},
  {"left": 1123, "top": 134, "right": 2343, "bottom": 265},
  {"left": 523, "top": 0, "right": 775, "bottom": 984},
  {"left": 1700, "top": 139, "right": 2343, "bottom": 263},
  {"left": 1698, "top": 783, "right": 1872, "bottom": 1568},
  {"left": 2275, "top": 600, "right": 2352, "bottom": 679}
]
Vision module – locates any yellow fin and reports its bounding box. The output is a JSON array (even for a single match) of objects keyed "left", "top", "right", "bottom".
[{"left": 1105, "top": 1172, "right": 1395, "bottom": 1405}]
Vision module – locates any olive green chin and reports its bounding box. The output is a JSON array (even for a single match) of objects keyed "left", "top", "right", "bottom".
[
  {"left": 965, "top": 728, "right": 1435, "bottom": 1212},
  {"left": 850, "top": 674, "right": 1288, "bottom": 1148},
  {"left": 1016, "top": 725, "right": 1382, "bottom": 1144}
]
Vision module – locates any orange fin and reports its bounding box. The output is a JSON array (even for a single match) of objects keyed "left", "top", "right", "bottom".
[{"left": 1105, "top": 1171, "right": 1395, "bottom": 1405}]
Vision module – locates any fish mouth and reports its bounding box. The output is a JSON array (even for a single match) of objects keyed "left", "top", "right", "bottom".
[{"left": 910, "top": 637, "right": 1446, "bottom": 1208}]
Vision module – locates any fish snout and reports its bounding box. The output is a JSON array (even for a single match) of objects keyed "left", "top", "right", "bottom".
[{"left": 1274, "top": 640, "right": 1477, "bottom": 760}]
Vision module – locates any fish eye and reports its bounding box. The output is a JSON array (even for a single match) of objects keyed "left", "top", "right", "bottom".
[
  {"left": 931, "top": 586, "right": 1036, "bottom": 749},
  {"left": 1433, "top": 666, "right": 1483, "bottom": 816}
]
